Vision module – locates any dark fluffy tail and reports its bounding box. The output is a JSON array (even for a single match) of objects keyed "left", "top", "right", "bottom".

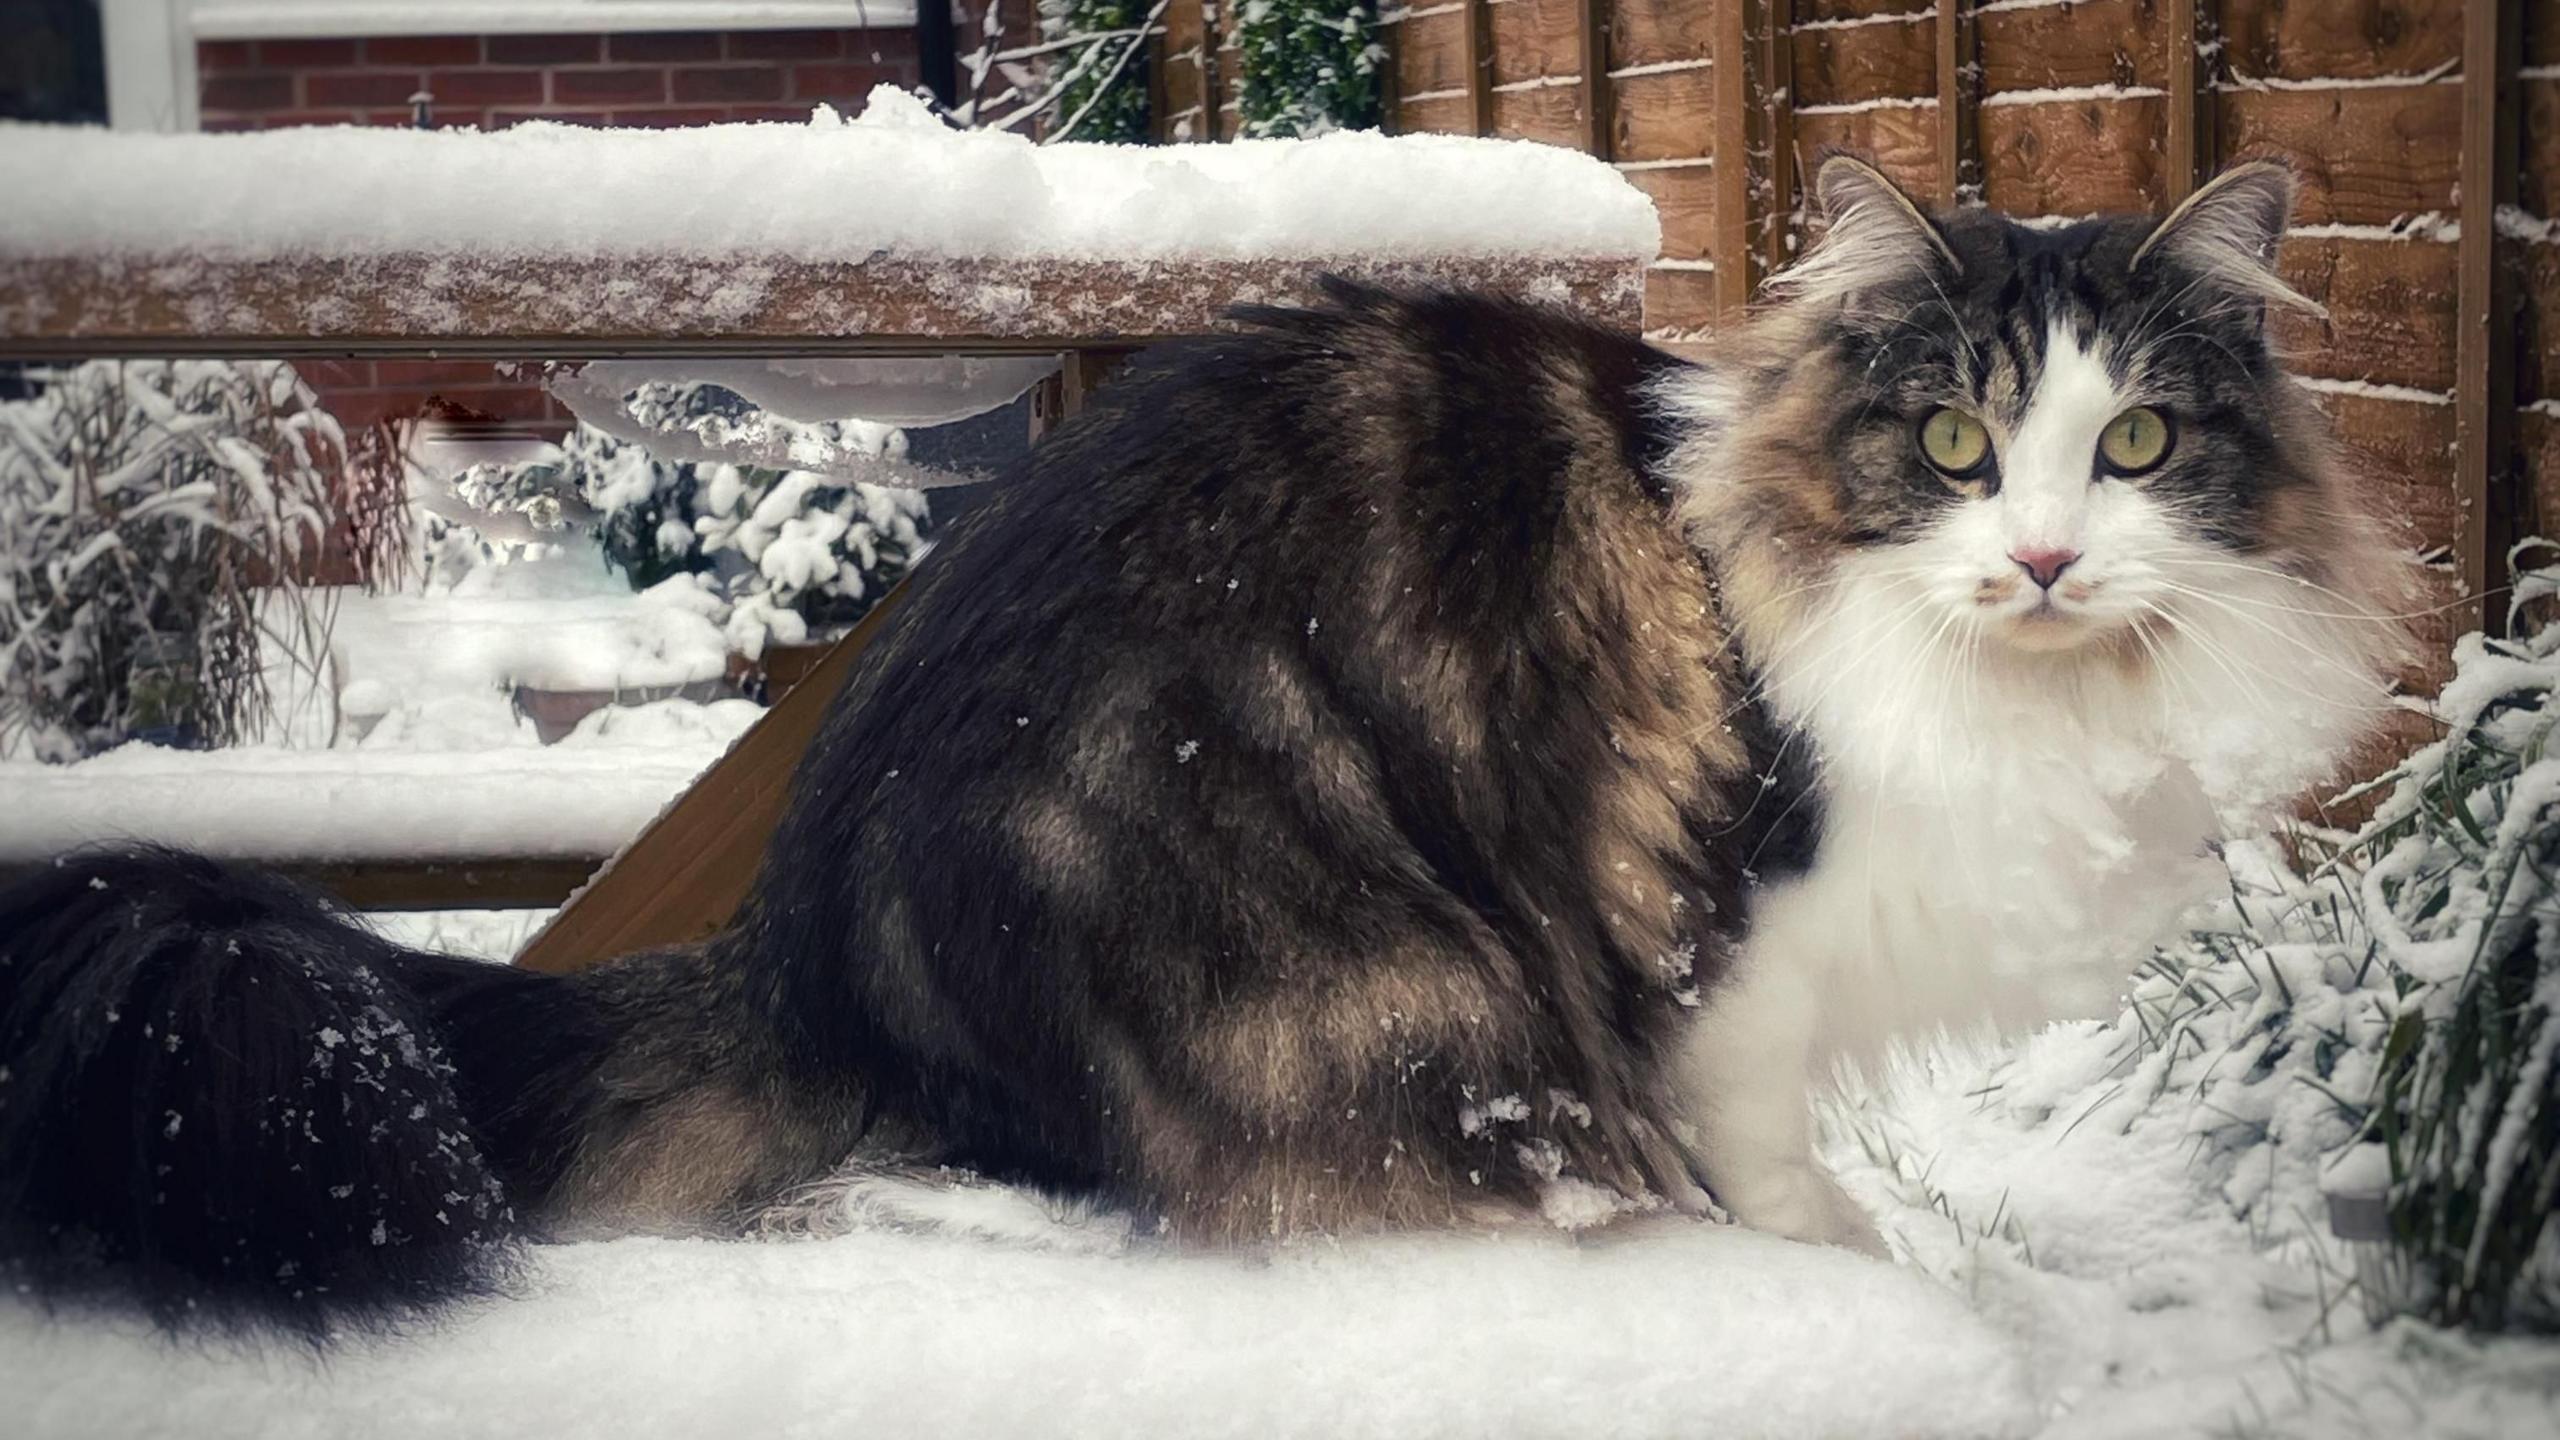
[{"left": 0, "top": 847, "right": 618, "bottom": 1344}]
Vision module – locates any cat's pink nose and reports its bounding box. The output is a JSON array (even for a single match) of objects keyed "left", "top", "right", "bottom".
[{"left": 2011, "top": 547, "right": 2080, "bottom": 589}]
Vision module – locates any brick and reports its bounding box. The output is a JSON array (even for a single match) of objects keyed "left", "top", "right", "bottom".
[
  {"left": 268, "top": 109, "right": 363, "bottom": 128},
  {"left": 365, "top": 36, "right": 483, "bottom": 66},
  {"left": 426, "top": 68, "right": 545, "bottom": 104},
  {"left": 606, "top": 107, "right": 735, "bottom": 128},
  {"left": 196, "top": 40, "right": 257, "bottom": 71},
  {"left": 671, "top": 66, "right": 784, "bottom": 103},
  {"left": 305, "top": 70, "right": 426, "bottom": 107},
  {"left": 491, "top": 109, "right": 609, "bottom": 128},
  {"left": 791, "top": 62, "right": 906, "bottom": 100},
  {"left": 487, "top": 34, "right": 600, "bottom": 65},
  {"left": 608, "top": 32, "right": 726, "bottom": 62},
  {"left": 358, "top": 111, "right": 422, "bottom": 127},
  {"left": 553, "top": 67, "right": 669, "bottom": 104},
  {"left": 729, "top": 105, "right": 818, "bottom": 123},
  {"left": 199, "top": 73, "right": 295, "bottom": 112},
  {"left": 421, "top": 108, "right": 487, "bottom": 131},
  {"left": 199, "top": 116, "right": 267, "bottom": 132},
  {"left": 257, "top": 38, "right": 358, "bottom": 66},
  {"left": 730, "top": 29, "right": 846, "bottom": 60}
]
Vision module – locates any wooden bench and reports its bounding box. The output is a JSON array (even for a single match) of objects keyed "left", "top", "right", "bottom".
[{"left": 2, "top": 248, "right": 1645, "bottom": 973}]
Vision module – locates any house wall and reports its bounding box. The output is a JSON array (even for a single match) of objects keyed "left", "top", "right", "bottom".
[{"left": 195, "top": 28, "right": 918, "bottom": 131}]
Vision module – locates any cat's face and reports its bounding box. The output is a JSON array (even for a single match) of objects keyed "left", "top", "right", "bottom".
[{"left": 1778, "top": 160, "right": 2319, "bottom": 658}]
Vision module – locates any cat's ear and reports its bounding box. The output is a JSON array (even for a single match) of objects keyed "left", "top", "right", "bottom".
[
  {"left": 2129, "top": 160, "right": 2325, "bottom": 318},
  {"left": 1767, "top": 154, "right": 1959, "bottom": 307}
]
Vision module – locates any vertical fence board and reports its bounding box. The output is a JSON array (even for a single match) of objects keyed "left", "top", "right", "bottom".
[
  {"left": 1581, "top": 0, "right": 1617, "bottom": 158},
  {"left": 2162, "top": 0, "right": 2220, "bottom": 202},
  {"left": 1464, "top": 0, "right": 1497, "bottom": 135},
  {"left": 1713, "top": 0, "right": 1754, "bottom": 316},
  {"left": 1933, "top": 0, "right": 1978, "bottom": 206},
  {"left": 2455, "top": 0, "right": 2523, "bottom": 631}
]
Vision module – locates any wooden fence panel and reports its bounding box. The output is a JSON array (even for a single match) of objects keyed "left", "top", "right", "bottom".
[{"left": 1279, "top": 0, "right": 2539, "bottom": 642}]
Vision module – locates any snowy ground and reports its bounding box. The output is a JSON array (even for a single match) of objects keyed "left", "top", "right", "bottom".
[
  {"left": 6, "top": 557, "right": 2558, "bottom": 1437},
  {"left": 7, "top": 894, "right": 2556, "bottom": 1438}
]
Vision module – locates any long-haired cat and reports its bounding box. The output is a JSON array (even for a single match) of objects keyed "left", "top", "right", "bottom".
[{"left": 0, "top": 156, "right": 2406, "bottom": 1339}]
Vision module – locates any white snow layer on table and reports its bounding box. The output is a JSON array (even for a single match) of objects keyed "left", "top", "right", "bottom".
[
  {"left": 190, "top": 1, "right": 921, "bottom": 38},
  {"left": 0, "top": 88, "right": 1660, "bottom": 264}
]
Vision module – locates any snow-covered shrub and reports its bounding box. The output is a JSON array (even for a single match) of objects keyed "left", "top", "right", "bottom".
[
  {"left": 1038, "top": 0, "right": 1153, "bottom": 142},
  {"left": 1237, "top": 0, "right": 1384, "bottom": 138},
  {"left": 2347, "top": 542, "right": 2560, "bottom": 1330},
  {"left": 438, "top": 382, "right": 927, "bottom": 659},
  {"left": 0, "top": 360, "right": 391, "bottom": 759},
  {"left": 2068, "top": 544, "right": 2560, "bottom": 1334}
]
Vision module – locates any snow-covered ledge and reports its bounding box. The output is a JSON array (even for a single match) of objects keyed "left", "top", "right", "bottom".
[{"left": 0, "top": 89, "right": 1658, "bottom": 357}]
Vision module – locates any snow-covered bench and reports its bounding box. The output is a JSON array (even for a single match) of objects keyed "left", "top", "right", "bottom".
[
  {"left": 0, "top": 90, "right": 1661, "bottom": 961},
  {"left": 0, "top": 88, "right": 1654, "bottom": 357}
]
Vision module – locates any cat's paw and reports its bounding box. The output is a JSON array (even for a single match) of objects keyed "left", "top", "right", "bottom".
[
  {"left": 753, "top": 1167, "right": 1136, "bottom": 1254},
  {"left": 1718, "top": 1166, "right": 1890, "bottom": 1259}
]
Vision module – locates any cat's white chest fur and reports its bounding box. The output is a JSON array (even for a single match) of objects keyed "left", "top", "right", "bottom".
[{"left": 1745, "top": 733, "right": 2225, "bottom": 1053}]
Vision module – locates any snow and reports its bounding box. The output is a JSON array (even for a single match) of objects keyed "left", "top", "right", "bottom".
[
  {"left": 0, "top": 1226, "right": 2036, "bottom": 1440},
  {"left": 0, "top": 88, "right": 1659, "bottom": 266},
  {"left": 0, "top": 552, "right": 758, "bottom": 864},
  {"left": 189, "top": 0, "right": 922, "bottom": 37}
]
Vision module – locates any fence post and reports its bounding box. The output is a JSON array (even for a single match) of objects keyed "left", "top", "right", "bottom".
[
  {"left": 2162, "top": 0, "right": 2220, "bottom": 204},
  {"left": 1715, "top": 0, "right": 1793, "bottom": 318},
  {"left": 1579, "top": 0, "right": 1615, "bottom": 160},
  {"left": 2454, "top": 0, "right": 2522, "bottom": 633},
  {"left": 1462, "top": 0, "right": 1496, "bottom": 137},
  {"left": 1933, "top": 0, "right": 1978, "bottom": 207}
]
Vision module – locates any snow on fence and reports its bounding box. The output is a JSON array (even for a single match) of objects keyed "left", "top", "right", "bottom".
[{"left": 0, "top": 86, "right": 1656, "bottom": 355}]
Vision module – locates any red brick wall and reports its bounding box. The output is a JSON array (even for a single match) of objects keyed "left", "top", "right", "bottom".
[{"left": 196, "top": 29, "right": 919, "bottom": 132}]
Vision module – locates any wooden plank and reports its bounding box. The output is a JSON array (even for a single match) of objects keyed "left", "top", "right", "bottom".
[
  {"left": 1490, "top": 0, "right": 1582, "bottom": 87},
  {"left": 1979, "top": 94, "right": 2166, "bottom": 215},
  {"left": 1713, "top": 0, "right": 1753, "bottom": 317},
  {"left": 1934, "top": 0, "right": 1979, "bottom": 206},
  {"left": 1791, "top": 7, "right": 1930, "bottom": 107},
  {"left": 1612, "top": 64, "right": 1715, "bottom": 159},
  {"left": 2218, "top": 0, "right": 2464, "bottom": 84},
  {"left": 2273, "top": 235, "right": 2460, "bottom": 392},
  {"left": 2163, "top": 0, "right": 2218, "bottom": 204},
  {"left": 1494, "top": 84, "right": 1589, "bottom": 146},
  {"left": 2453, "top": 0, "right": 2523, "bottom": 631},
  {"left": 0, "top": 253, "right": 1648, "bottom": 359},
  {"left": 1464, "top": 0, "right": 1496, "bottom": 135},
  {"left": 2217, "top": 84, "right": 2464, "bottom": 226},
  {"left": 1979, "top": 0, "right": 2170, "bottom": 94},
  {"left": 1607, "top": 0, "right": 1713, "bottom": 72},
  {"left": 1396, "top": 7, "right": 1468, "bottom": 106},
  {"left": 1760, "top": 3, "right": 1795, "bottom": 284},
  {"left": 1620, "top": 163, "right": 1718, "bottom": 260},
  {"left": 1581, "top": 0, "right": 1616, "bottom": 158},
  {"left": 1792, "top": 101, "right": 1938, "bottom": 201},
  {"left": 4, "top": 858, "right": 606, "bottom": 914}
]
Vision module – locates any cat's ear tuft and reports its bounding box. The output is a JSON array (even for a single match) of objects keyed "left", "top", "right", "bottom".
[
  {"left": 1765, "top": 154, "right": 1959, "bottom": 307},
  {"left": 2129, "top": 160, "right": 2325, "bottom": 318}
]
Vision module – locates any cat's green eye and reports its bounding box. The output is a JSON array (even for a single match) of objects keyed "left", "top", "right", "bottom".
[
  {"left": 2098, "top": 406, "right": 2175, "bottom": 476},
  {"left": 1916, "top": 407, "right": 1992, "bottom": 480}
]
